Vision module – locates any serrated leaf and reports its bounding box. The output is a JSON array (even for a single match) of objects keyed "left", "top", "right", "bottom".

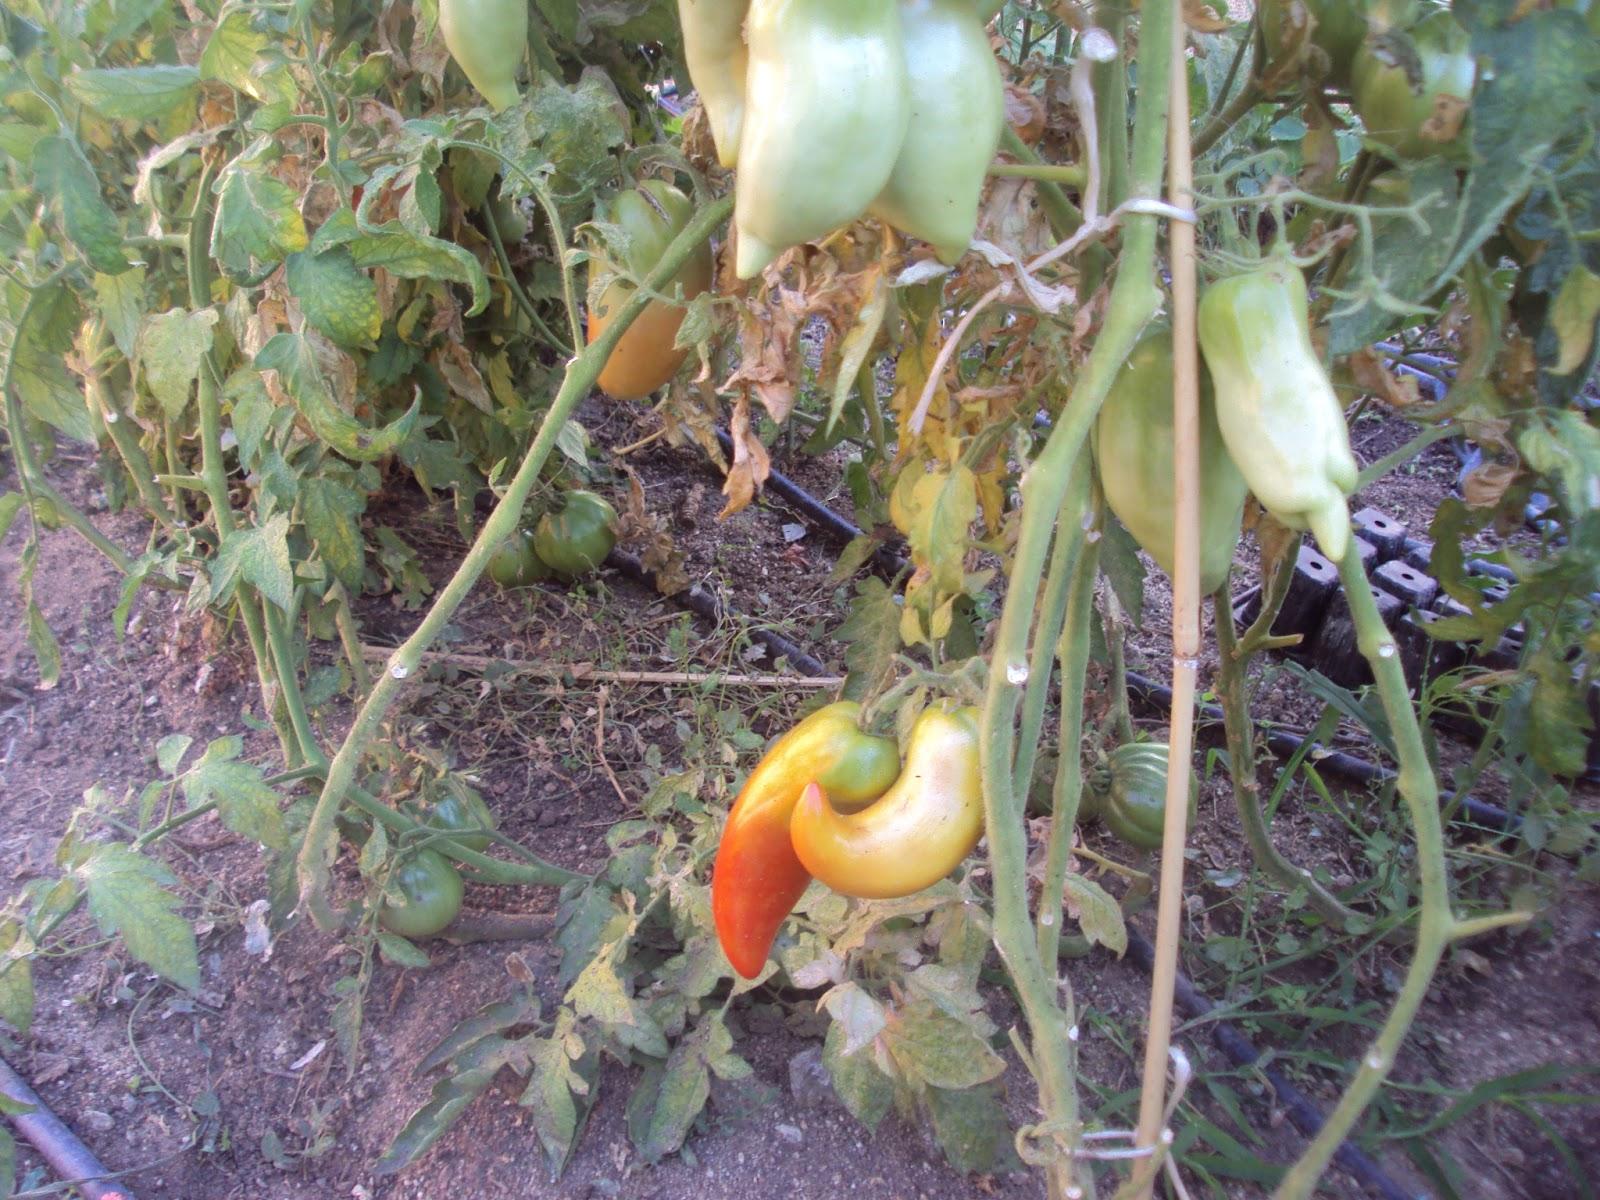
[
  {"left": 199, "top": 10, "right": 295, "bottom": 106},
  {"left": 1526, "top": 649, "right": 1594, "bottom": 778},
  {"left": 299, "top": 476, "right": 367, "bottom": 590},
  {"left": 345, "top": 221, "right": 491, "bottom": 316},
  {"left": 210, "top": 513, "right": 295, "bottom": 612},
  {"left": 376, "top": 932, "right": 432, "bottom": 969},
  {"left": 66, "top": 65, "right": 199, "bottom": 122},
  {"left": 155, "top": 733, "right": 193, "bottom": 776},
  {"left": 822, "top": 1020, "right": 892, "bottom": 1131},
  {"left": 255, "top": 331, "right": 418, "bottom": 462},
  {"left": 632, "top": 1037, "right": 710, "bottom": 1162},
  {"left": 837, "top": 577, "right": 901, "bottom": 697},
  {"left": 93, "top": 267, "right": 146, "bottom": 359},
  {"left": 285, "top": 248, "right": 381, "bottom": 348},
  {"left": 881, "top": 1001, "right": 1004, "bottom": 1091},
  {"left": 564, "top": 948, "right": 634, "bottom": 1027},
  {"left": 76, "top": 844, "right": 199, "bottom": 990},
  {"left": 32, "top": 136, "right": 130, "bottom": 275},
  {"left": 926, "top": 1082, "right": 1013, "bottom": 1172},
  {"left": 211, "top": 154, "right": 309, "bottom": 278},
  {"left": 1098, "top": 516, "right": 1146, "bottom": 629},
  {"left": 13, "top": 282, "right": 92, "bottom": 443},
  {"left": 520, "top": 1011, "right": 599, "bottom": 1179},
  {"left": 0, "top": 921, "right": 36, "bottom": 1036},
  {"left": 820, "top": 981, "right": 887, "bottom": 1056},
  {"left": 1061, "top": 874, "right": 1127, "bottom": 956},
  {"left": 418, "top": 997, "right": 540, "bottom": 1076},
  {"left": 180, "top": 742, "right": 286, "bottom": 850},
  {"left": 373, "top": 1036, "right": 518, "bottom": 1175},
  {"left": 1435, "top": 10, "right": 1599, "bottom": 287},
  {"left": 137, "top": 307, "right": 218, "bottom": 419}
]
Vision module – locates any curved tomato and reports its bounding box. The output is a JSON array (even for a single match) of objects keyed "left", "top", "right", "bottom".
[
  {"left": 586, "top": 181, "right": 714, "bottom": 400},
  {"left": 422, "top": 782, "right": 498, "bottom": 852},
  {"left": 788, "top": 706, "right": 983, "bottom": 900},
  {"left": 379, "top": 849, "right": 464, "bottom": 939},
  {"left": 533, "top": 490, "right": 617, "bottom": 579},
  {"left": 1352, "top": 12, "right": 1475, "bottom": 161},
  {"left": 488, "top": 529, "right": 550, "bottom": 588},
  {"left": 438, "top": 0, "right": 526, "bottom": 111}
]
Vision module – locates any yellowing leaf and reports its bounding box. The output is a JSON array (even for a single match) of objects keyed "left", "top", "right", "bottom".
[{"left": 1550, "top": 265, "right": 1600, "bottom": 375}]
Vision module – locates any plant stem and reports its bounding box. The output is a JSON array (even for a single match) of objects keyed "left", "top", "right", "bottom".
[
  {"left": 295, "top": 195, "right": 734, "bottom": 929},
  {"left": 346, "top": 788, "right": 584, "bottom": 887},
  {"left": 988, "top": 162, "right": 1088, "bottom": 188},
  {"left": 1127, "top": 31, "right": 1203, "bottom": 1189},
  {"left": 1193, "top": 80, "right": 1263, "bottom": 160},
  {"left": 185, "top": 162, "right": 300, "bottom": 765},
  {"left": 1213, "top": 583, "right": 1369, "bottom": 930},
  {"left": 1012, "top": 469, "right": 1089, "bottom": 807},
  {"left": 82, "top": 325, "right": 176, "bottom": 528},
  {"left": 331, "top": 584, "right": 372, "bottom": 693},
  {"left": 1102, "top": 588, "right": 1136, "bottom": 744},
  {"left": 1095, "top": 3, "right": 1130, "bottom": 210},
  {"left": 483, "top": 199, "right": 572, "bottom": 354},
  {"left": 1036, "top": 477, "right": 1099, "bottom": 965},
  {"left": 977, "top": 0, "right": 1173, "bottom": 1191},
  {"left": 1000, "top": 126, "right": 1084, "bottom": 237},
  {"left": 1271, "top": 542, "right": 1455, "bottom": 1199},
  {"left": 858, "top": 356, "right": 892, "bottom": 464},
  {"left": 264, "top": 592, "right": 324, "bottom": 770}
]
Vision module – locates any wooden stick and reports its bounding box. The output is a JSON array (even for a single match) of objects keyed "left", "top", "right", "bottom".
[
  {"left": 356, "top": 644, "right": 842, "bottom": 689},
  {"left": 1128, "top": 24, "right": 1201, "bottom": 1198}
]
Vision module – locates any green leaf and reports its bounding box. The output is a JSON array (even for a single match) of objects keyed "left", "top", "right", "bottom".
[
  {"left": 0, "top": 493, "right": 21, "bottom": 542},
  {"left": 25, "top": 595, "right": 61, "bottom": 690},
  {"left": 13, "top": 281, "right": 92, "bottom": 443},
  {"left": 822, "top": 1020, "right": 892, "bottom": 1131},
  {"left": 255, "top": 332, "right": 419, "bottom": 461},
  {"left": 1518, "top": 410, "right": 1600, "bottom": 519},
  {"left": 519, "top": 1010, "right": 599, "bottom": 1179},
  {"left": 1548, "top": 265, "right": 1600, "bottom": 375},
  {"left": 198, "top": 10, "right": 296, "bottom": 106},
  {"left": 1062, "top": 873, "right": 1127, "bottom": 956},
  {"left": 137, "top": 307, "right": 218, "bottom": 419},
  {"left": 299, "top": 476, "right": 367, "bottom": 590},
  {"left": 66, "top": 65, "right": 199, "bottom": 122},
  {"left": 180, "top": 739, "right": 287, "bottom": 849},
  {"left": 1526, "top": 649, "right": 1594, "bottom": 778},
  {"left": 0, "top": 920, "right": 36, "bottom": 1036},
  {"left": 373, "top": 1035, "right": 519, "bottom": 1174},
  {"left": 284, "top": 248, "right": 381, "bottom": 348},
  {"left": 1436, "top": 9, "right": 1600, "bottom": 287},
  {"left": 376, "top": 932, "right": 432, "bottom": 969},
  {"left": 76, "top": 844, "right": 199, "bottom": 990},
  {"left": 345, "top": 221, "right": 491, "bottom": 317},
  {"left": 32, "top": 136, "right": 130, "bottom": 275},
  {"left": 211, "top": 154, "right": 309, "bottom": 278},
  {"left": 210, "top": 513, "right": 295, "bottom": 613},
  {"left": 631, "top": 1032, "right": 711, "bottom": 1161},
  {"left": 926, "top": 1082, "right": 1013, "bottom": 1173},
  {"left": 1098, "top": 515, "right": 1146, "bottom": 629},
  {"left": 1329, "top": 162, "right": 1459, "bottom": 354},
  {"left": 837, "top": 577, "right": 902, "bottom": 699},
  {"left": 155, "top": 733, "right": 193, "bottom": 775},
  {"left": 93, "top": 267, "right": 146, "bottom": 359},
  {"left": 881, "top": 1000, "right": 1004, "bottom": 1091}
]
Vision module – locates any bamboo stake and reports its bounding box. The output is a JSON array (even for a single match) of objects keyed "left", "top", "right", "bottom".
[{"left": 1127, "top": 23, "right": 1200, "bottom": 1197}]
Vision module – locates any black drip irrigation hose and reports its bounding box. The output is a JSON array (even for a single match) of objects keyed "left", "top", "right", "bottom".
[
  {"left": 0, "top": 1055, "right": 135, "bottom": 1200},
  {"left": 601, "top": 544, "right": 1419, "bottom": 1200}
]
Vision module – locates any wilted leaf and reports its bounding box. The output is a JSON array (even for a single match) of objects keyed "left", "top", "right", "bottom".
[{"left": 76, "top": 844, "right": 199, "bottom": 990}]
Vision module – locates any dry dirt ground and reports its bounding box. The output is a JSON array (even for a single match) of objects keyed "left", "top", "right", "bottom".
[{"left": 0, "top": 402, "right": 1596, "bottom": 1200}]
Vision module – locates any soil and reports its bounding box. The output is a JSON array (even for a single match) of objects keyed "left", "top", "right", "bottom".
[{"left": 0, "top": 393, "right": 1596, "bottom": 1200}]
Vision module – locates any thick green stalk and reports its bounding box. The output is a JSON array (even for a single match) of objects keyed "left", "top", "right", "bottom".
[
  {"left": 978, "top": 2, "right": 1173, "bottom": 1192},
  {"left": 296, "top": 195, "right": 734, "bottom": 929},
  {"left": 264, "top": 592, "right": 325, "bottom": 770},
  {"left": 346, "top": 788, "right": 584, "bottom": 887},
  {"left": 1094, "top": 4, "right": 1130, "bottom": 209},
  {"left": 1036, "top": 478, "right": 1099, "bottom": 965},
  {"left": 1213, "top": 582, "right": 1367, "bottom": 931},
  {"left": 1271, "top": 543, "right": 1456, "bottom": 1198}
]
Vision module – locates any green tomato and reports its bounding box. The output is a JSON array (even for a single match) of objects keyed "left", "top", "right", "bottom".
[
  {"left": 488, "top": 529, "right": 549, "bottom": 588},
  {"left": 422, "top": 783, "right": 498, "bottom": 852},
  {"left": 1352, "top": 12, "right": 1476, "bottom": 161},
  {"left": 1261, "top": 0, "right": 1397, "bottom": 88},
  {"left": 378, "top": 849, "right": 464, "bottom": 939},
  {"left": 1092, "top": 743, "right": 1199, "bottom": 853},
  {"left": 533, "top": 490, "right": 618, "bottom": 579}
]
